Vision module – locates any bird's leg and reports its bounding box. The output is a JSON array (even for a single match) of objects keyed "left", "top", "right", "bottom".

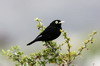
[
  {"left": 44, "top": 41, "right": 53, "bottom": 48},
  {"left": 43, "top": 41, "right": 51, "bottom": 48},
  {"left": 46, "top": 41, "right": 57, "bottom": 52},
  {"left": 46, "top": 41, "right": 53, "bottom": 48}
]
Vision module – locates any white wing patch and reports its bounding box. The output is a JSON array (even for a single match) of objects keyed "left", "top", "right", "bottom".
[{"left": 37, "top": 35, "right": 42, "bottom": 39}]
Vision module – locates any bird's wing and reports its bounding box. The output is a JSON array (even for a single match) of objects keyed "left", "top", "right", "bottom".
[
  {"left": 40, "top": 26, "right": 60, "bottom": 40},
  {"left": 34, "top": 25, "right": 61, "bottom": 41},
  {"left": 33, "top": 26, "right": 53, "bottom": 41},
  {"left": 41, "top": 26, "right": 56, "bottom": 35}
]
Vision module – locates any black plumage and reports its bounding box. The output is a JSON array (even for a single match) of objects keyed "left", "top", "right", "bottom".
[{"left": 27, "top": 20, "right": 64, "bottom": 46}]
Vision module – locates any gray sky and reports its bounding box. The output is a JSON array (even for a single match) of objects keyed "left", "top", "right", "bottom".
[
  {"left": 0, "top": 0, "right": 100, "bottom": 66},
  {"left": 0, "top": 0, "right": 99, "bottom": 43}
]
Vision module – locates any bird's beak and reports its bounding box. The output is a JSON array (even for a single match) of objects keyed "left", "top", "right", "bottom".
[{"left": 59, "top": 21, "right": 64, "bottom": 24}]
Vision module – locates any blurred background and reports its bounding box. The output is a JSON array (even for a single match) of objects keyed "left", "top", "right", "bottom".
[{"left": 0, "top": 0, "right": 100, "bottom": 66}]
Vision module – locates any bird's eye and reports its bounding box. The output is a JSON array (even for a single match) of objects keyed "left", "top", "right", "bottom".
[{"left": 55, "top": 21, "right": 58, "bottom": 24}]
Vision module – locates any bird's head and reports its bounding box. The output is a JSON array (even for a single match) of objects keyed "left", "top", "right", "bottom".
[{"left": 50, "top": 20, "right": 64, "bottom": 28}]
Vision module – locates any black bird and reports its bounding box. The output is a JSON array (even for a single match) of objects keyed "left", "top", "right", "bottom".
[{"left": 27, "top": 20, "right": 64, "bottom": 46}]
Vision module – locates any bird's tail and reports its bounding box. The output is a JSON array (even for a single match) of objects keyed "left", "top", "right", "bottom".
[{"left": 27, "top": 40, "right": 36, "bottom": 46}]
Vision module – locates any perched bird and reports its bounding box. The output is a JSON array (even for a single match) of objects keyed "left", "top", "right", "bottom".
[{"left": 27, "top": 20, "right": 64, "bottom": 46}]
